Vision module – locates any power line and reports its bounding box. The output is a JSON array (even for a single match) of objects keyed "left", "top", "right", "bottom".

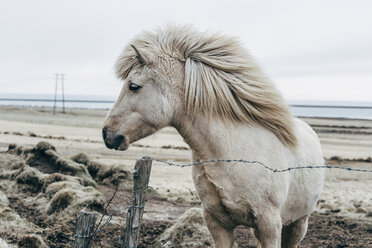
[
  {"left": 53, "top": 73, "right": 66, "bottom": 115},
  {"left": 53, "top": 73, "right": 58, "bottom": 115},
  {"left": 0, "top": 76, "right": 105, "bottom": 84},
  {"left": 61, "top": 74, "right": 65, "bottom": 113}
]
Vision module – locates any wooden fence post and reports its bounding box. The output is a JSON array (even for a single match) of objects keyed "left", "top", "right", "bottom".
[
  {"left": 73, "top": 211, "right": 96, "bottom": 248},
  {"left": 122, "top": 157, "right": 153, "bottom": 248}
]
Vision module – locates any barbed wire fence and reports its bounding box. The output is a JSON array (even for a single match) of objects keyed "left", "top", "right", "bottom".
[
  {"left": 73, "top": 156, "right": 372, "bottom": 248},
  {"left": 151, "top": 157, "right": 372, "bottom": 172}
]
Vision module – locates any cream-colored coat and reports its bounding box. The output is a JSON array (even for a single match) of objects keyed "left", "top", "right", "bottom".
[{"left": 103, "top": 25, "right": 325, "bottom": 248}]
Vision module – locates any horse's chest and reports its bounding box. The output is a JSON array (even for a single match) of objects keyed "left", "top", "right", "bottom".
[{"left": 192, "top": 165, "right": 257, "bottom": 227}]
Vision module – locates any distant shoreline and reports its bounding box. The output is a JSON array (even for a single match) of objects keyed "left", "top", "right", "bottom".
[
  {"left": 2, "top": 90, "right": 372, "bottom": 120},
  {"left": 1, "top": 104, "right": 372, "bottom": 121},
  {"left": 2, "top": 98, "right": 372, "bottom": 109},
  {"left": 298, "top": 116, "right": 372, "bottom": 121},
  {"left": 0, "top": 98, "right": 115, "bottom": 103}
]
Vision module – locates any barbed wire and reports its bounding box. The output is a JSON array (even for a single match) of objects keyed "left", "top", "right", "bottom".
[
  {"left": 150, "top": 157, "right": 372, "bottom": 173},
  {"left": 74, "top": 157, "right": 372, "bottom": 241}
]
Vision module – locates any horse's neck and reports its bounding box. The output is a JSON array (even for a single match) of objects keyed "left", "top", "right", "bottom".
[
  {"left": 173, "top": 114, "right": 286, "bottom": 162},
  {"left": 172, "top": 115, "right": 233, "bottom": 160}
]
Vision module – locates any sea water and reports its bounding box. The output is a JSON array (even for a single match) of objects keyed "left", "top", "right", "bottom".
[{"left": 1, "top": 93, "right": 372, "bottom": 120}]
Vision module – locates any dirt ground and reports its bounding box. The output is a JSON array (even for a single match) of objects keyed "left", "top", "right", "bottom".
[
  {"left": 5, "top": 189, "right": 372, "bottom": 248},
  {"left": 0, "top": 105, "right": 371, "bottom": 247}
]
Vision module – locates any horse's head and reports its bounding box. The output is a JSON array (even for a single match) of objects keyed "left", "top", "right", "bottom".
[
  {"left": 102, "top": 45, "right": 183, "bottom": 150},
  {"left": 103, "top": 25, "right": 297, "bottom": 150}
]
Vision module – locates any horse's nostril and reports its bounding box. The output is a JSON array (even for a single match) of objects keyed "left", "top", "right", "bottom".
[
  {"left": 113, "top": 135, "right": 124, "bottom": 149},
  {"left": 102, "top": 127, "right": 107, "bottom": 141},
  {"left": 102, "top": 127, "right": 125, "bottom": 150}
]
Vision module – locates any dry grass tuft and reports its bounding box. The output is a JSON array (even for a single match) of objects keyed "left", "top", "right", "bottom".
[
  {"left": 18, "top": 235, "right": 48, "bottom": 248},
  {"left": 154, "top": 208, "right": 213, "bottom": 248},
  {"left": 71, "top": 152, "right": 131, "bottom": 186}
]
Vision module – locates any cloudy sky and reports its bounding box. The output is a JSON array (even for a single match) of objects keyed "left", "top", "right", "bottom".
[{"left": 0, "top": 0, "right": 371, "bottom": 101}]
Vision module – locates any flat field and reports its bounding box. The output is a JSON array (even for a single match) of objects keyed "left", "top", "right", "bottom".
[{"left": 0, "top": 105, "right": 371, "bottom": 247}]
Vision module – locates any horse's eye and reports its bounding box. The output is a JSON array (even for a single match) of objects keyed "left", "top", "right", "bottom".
[{"left": 129, "top": 82, "right": 142, "bottom": 92}]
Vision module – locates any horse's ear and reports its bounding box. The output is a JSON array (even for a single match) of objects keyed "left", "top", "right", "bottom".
[{"left": 130, "top": 44, "right": 153, "bottom": 65}]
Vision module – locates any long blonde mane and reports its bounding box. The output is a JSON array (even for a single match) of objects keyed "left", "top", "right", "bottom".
[{"left": 116, "top": 25, "right": 297, "bottom": 147}]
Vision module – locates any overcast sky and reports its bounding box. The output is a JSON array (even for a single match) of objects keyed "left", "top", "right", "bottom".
[{"left": 0, "top": 0, "right": 371, "bottom": 101}]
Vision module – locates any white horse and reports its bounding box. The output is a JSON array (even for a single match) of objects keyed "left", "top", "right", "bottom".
[{"left": 103, "top": 25, "right": 325, "bottom": 248}]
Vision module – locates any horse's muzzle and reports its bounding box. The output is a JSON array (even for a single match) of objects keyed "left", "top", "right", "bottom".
[{"left": 102, "top": 126, "right": 127, "bottom": 150}]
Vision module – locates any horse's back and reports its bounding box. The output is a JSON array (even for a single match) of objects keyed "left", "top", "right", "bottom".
[
  {"left": 293, "top": 118, "right": 324, "bottom": 168},
  {"left": 280, "top": 118, "right": 325, "bottom": 224}
]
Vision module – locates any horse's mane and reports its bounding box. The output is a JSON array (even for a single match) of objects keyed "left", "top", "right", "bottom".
[{"left": 115, "top": 25, "right": 297, "bottom": 147}]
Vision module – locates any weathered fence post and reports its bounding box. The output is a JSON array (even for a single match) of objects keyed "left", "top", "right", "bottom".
[
  {"left": 122, "top": 156, "right": 153, "bottom": 248},
  {"left": 73, "top": 211, "right": 96, "bottom": 248}
]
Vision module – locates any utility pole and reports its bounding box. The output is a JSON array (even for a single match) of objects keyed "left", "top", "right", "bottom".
[
  {"left": 53, "top": 73, "right": 59, "bottom": 115},
  {"left": 61, "top": 74, "right": 65, "bottom": 113}
]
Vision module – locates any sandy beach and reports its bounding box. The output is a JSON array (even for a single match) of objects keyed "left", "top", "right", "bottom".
[{"left": 0, "top": 105, "right": 371, "bottom": 247}]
